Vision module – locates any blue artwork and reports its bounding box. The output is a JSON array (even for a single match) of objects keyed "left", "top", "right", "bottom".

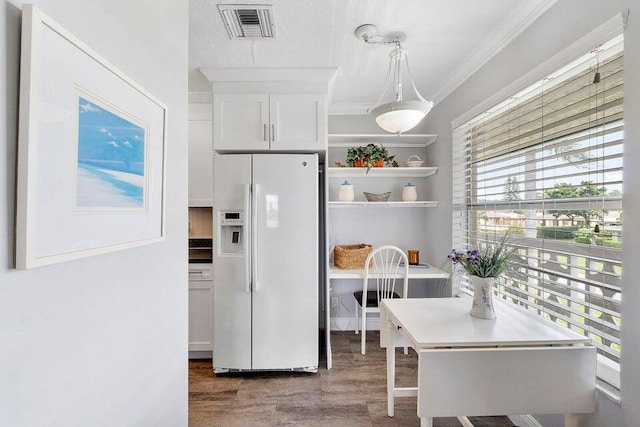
[{"left": 76, "top": 96, "right": 145, "bottom": 208}]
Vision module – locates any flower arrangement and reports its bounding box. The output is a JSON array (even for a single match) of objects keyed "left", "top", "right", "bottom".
[{"left": 448, "top": 234, "right": 516, "bottom": 278}]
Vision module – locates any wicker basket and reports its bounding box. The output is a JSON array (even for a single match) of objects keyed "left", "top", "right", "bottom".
[{"left": 334, "top": 244, "right": 373, "bottom": 269}]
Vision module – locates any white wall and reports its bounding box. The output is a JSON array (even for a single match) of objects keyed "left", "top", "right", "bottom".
[
  {"left": 619, "top": 0, "right": 640, "bottom": 425},
  {"left": 419, "top": 0, "right": 638, "bottom": 426},
  {"left": 0, "top": 1, "right": 189, "bottom": 426}
]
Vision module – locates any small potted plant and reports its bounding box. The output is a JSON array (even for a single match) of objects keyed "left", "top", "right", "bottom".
[{"left": 345, "top": 144, "right": 396, "bottom": 172}]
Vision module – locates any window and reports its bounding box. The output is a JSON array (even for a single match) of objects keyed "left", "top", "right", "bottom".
[{"left": 452, "top": 34, "right": 623, "bottom": 388}]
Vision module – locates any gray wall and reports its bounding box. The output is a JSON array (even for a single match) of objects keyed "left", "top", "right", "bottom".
[
  {"left": 418, "top": 0, "right": 638, "bottom": 426},
  {"left": 0, "top": 1, "right": 189, "bottom": 426}
]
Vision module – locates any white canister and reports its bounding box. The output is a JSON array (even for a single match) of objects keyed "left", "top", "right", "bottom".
[
  {"left": 338, "top": 180, "right": 355, "bottom": 202},
  {"left": 402, "top": 182, "right": 417, "bottom": 202}
]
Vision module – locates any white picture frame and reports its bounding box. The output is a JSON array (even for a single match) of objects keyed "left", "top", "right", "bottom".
[{"left": 15, "top": 5, "right": 167, "bottom": 269}]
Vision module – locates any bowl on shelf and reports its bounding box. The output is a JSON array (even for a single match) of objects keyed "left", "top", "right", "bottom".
[
  {"left": 363, "top": 192, "right": 391, "bottom": 202},
  {"left": 405, "top": 155, "right": 424, "bottom": 167}
]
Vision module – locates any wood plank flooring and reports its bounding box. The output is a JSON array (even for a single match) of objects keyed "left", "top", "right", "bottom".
[{"left": 189, "top": 331, "right": 516, "bottom": 427}]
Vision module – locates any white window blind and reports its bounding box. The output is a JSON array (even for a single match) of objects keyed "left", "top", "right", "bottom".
[{"left": 452, "top": 34, "right": 623, "bottom": 388}]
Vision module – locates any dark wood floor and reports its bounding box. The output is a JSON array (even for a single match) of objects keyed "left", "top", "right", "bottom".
[{"left": 189, "top": 331, "right": 516, "bottom": 426}]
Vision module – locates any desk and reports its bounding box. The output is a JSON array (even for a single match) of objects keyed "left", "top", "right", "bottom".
[
  {"left": 329, "top": 265, "right": 449, "bottom": 280},
  {"left": 325, "top": 264, "right": 448, "bottom": 369},
  {"left": 380, "top": 297, "right": 596, "bottom": 427}
]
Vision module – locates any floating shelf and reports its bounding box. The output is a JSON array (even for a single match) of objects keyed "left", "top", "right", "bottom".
[
  {"left": 328, "top": 133, "right": 438, "bottom": 148},
  {"left": 328, "top": 201, "right": 439, "bottom": 208},
  {"left": 327, "top": 166, "right": 438, "bottom": 178}
]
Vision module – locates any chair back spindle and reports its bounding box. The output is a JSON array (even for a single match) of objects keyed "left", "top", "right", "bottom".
[{"left": 356, "top": 245, "right": 409, "bottom": 354}]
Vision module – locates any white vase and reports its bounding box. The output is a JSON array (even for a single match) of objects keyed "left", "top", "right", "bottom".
[
  {"left": 469, "top": 275, "right": 497, "bottom": 320},
  {"left": 402, "top": 182, "right": 417, "bottom": 201},
  {"left": 338, "top": 180, "right": 354, "bottom": 202}
]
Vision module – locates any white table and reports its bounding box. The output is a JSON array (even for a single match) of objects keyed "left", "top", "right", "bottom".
[
  {"left": 380, "top": 297, "right": 596, "bottom": 427},
  {"left": 325, "top": 264, "right": 448, "bottom": 369}
]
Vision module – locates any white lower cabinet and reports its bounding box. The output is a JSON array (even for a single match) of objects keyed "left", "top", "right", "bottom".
[{"left": 189, "top": 264, "right": 213, "bottom": 356}]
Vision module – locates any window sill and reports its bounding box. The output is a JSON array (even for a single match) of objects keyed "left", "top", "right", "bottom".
[{"left": 597, "top": 380, "right": 621, "bottom": 405}]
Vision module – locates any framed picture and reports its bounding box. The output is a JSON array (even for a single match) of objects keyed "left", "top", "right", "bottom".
[{"left": 15, "top": 5, "right": 167, "bottom": 269}]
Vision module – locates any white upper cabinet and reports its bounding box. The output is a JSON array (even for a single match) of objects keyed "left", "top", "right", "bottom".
[
  {"left": 213, "top": 93, "right": 325, "bottom": 152},
  {"left": 213, "top": 94, "right": 270, "bottom": 151},
  {"left": 269, "top": 94, "right": 325, "bottom": 151},
  {"left": 188, "top": 98, "right": 213, "bottom": 206}
]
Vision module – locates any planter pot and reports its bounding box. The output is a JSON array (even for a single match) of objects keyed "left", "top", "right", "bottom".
[
  {"left": 469, "top": 275, "right": 497, "bottom": 320},
  {"left": 353, "top": 158, "right": 384, "bottom": 168}
]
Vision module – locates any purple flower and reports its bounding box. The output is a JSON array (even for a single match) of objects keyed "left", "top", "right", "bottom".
[
  {"left": 448, "top": 249, "right": 463, "bottom": 263},
  {"left": 449, "top": 233, "right": 515, "bottom": 278}
]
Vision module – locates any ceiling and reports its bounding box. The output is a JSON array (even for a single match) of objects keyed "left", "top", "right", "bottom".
[{"left": 189, "top": 0, "right": 557, "bottom": 112}]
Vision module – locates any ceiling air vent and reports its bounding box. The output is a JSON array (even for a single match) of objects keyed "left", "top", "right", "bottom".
[{"left": 218, "top": 4, "right": 275, "bottom": 39}]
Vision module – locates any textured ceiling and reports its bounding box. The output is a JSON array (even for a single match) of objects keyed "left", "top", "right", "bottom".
[{"left": 189, "top": 0, "right": 555, "bottom": 109}]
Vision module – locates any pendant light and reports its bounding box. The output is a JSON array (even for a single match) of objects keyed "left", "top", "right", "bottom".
[{"left": 355, "top": 24, "right": 433, "bottom": 134}]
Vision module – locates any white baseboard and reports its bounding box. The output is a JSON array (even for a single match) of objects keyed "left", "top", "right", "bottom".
[
  {"left": 189, "top": 351, "right": 212, "bottom": 360},
  {"left": 330, "top": 316, "right": 380, "bottom": 332},
  {"left": 509, "top": 415, "right": 542, "bottom": 427}
]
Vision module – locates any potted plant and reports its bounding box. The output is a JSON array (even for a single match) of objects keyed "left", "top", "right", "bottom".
[
  {"left": 448, "top": 233, "right": 518, "bottom": 319},
  {"left": 345, "top": 144, "right": 396, "bottom": 171}
]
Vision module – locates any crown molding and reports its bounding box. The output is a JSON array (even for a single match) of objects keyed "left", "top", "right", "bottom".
[
  {"left": 199, "top": 67, "right": 338, "bottom": 84},
  {"left": 451, "top": 11, "right": 626, "bottom": 129},
  {"left": 429, "top": 0, "right": 559, "bottom": 105}
]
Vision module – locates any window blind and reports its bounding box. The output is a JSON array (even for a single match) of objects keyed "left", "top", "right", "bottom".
[{"left": 452, "top": 34, "right": 623, "bottom": 388}]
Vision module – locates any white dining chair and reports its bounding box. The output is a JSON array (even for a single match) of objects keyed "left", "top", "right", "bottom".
[{"left": 354, "top": 245, "right": 409, "bottom": 355}]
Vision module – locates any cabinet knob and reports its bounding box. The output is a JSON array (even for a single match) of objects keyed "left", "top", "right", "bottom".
[{"left": 263, "top": 123, "right": 267, "bottom": 141}]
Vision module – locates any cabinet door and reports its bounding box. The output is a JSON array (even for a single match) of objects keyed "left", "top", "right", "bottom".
[
  {"left": 188, "top": 104, "right": 213, "bottom": 205},
  {"left": 269, "top": 94, "right": 326, "bottom": 151},
  {"left": 188, "top": 279, "right": 213, "bottom": 353},
  {"left": 214, "top": 94, "right": 269, "bottom": 151}
]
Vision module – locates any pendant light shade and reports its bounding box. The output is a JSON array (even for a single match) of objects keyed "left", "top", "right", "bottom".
[
  {"left": 355, "top": 24, "right": 433, "bottom": 134},
  {"left": 371, "top": 100, "right": 433, "bottom": 134}
]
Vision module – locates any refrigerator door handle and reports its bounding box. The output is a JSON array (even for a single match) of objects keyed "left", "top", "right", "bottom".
[
  {"left": 252, "top": 183, "right": 260, "bottom": 292},
  {"left": 244, "top": 184, "right": 251, "bottom": 293}
]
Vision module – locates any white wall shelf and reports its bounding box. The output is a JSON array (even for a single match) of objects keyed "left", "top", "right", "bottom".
[
  {"left": 328, "top": 133, "right": 438, "bottom": 148},
  {"left": 325, "top": 132, "right": 442, "bottom": 371},
  {"left": 328, "top": 201, "right": 439, "bottom": 208},
  {"left": 328, "top": 166, "right": 438, "bottom": 178}
]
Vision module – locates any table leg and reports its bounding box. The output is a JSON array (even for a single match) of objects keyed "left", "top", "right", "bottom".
[
  {"left": 420, "top": 417, "right": 433, "bottom": 427},
  {"left": 386, "top": 318, "right": 396, "bottom": 417}
]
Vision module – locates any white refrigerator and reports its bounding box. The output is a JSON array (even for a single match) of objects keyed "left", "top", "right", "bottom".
[{"left": 212, "top": 153, "right": 319, "bottom": 372}]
